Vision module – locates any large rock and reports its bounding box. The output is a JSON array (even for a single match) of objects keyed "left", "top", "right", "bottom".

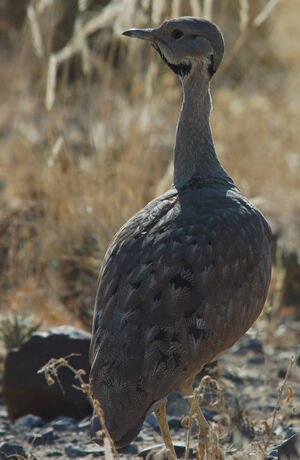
[{"left": 3, "top": 326, "right": 92, "bottom": 421}]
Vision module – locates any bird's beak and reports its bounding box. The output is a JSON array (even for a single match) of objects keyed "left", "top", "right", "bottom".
[{"left": 122, "top": 27, "right": 157, "bottom": 42}]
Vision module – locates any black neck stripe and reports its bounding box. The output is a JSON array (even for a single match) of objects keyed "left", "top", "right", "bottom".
[{"left": 153, "top": 43, "right": 191, "bottom": 78}]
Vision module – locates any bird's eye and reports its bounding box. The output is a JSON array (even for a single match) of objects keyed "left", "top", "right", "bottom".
[{"left": 171, "top": 29, "right": 184, "bottom": 40}]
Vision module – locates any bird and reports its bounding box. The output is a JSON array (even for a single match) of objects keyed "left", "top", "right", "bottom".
[{"left": 89, "top": 16, "right": 272, "bottom": 458}]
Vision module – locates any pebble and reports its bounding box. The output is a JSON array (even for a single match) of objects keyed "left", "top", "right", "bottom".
[
  {"left": 202, "top": 407, "right": 219, "bottom": 422},
  {"left": 168, "top": 417, "right": 182, "bottom": 431},
  {"left": 77, "top": 416, "right": 91, "bottom": 430},
  {"left": 27, "top": 427, "right": 55, "bottom": 446},
  {"left": 222, "top": 368, "right": 243, "bottom": 384},
  {"left": 167, "top": 392, "right": 189, "bottom": 417},
  {"left": 0, "top": 441, "right": 27, "bottom": 460},
  {"left": 145, "top": 413, "right": 159, "bottom": 431},
  {"left": 46, "top": 451, "right": 64, "bottom": 457},
  {"left": 231, "top": 335, "right": 264, "bottom": 355},
  {"left": 118, "top": 443, "right": 138, "bottom": 455},
  {"left": 50, "top": 416, "right": 77, "bottom": 432},
  {"left": 13, "top": 414, "right": 46, "bottom": 430},
  {"left": 0, "top": 410, "right": 8, "bottom": 419},
  {"left": 139, "top": 443, "right": 195, "bottom": 459},
  {"left": 278, "top": 434, "right": 299, "bottom": 457},
  {"left": 64, "top": 443, "right": 104, "bottom": 458}
]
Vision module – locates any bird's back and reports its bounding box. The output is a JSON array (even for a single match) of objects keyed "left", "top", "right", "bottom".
[{"left": 89, "top": 177, "right": 272, "bottom": 447}]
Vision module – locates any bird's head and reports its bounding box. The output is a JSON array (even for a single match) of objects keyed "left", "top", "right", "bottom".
[{"left": 122, "top": 17, "right": 224, "bottom": 83}]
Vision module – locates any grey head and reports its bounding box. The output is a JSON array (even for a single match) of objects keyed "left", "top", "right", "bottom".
[{"left": 122, "top": 17, "right": 224, "bottom": 80}]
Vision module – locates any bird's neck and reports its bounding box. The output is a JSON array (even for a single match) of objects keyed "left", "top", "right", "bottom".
[{"left": 174, "top": 75, "right": 230, "bottom": 189}]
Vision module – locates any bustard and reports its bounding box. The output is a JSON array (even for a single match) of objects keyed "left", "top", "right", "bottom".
[{"left": 89, "top": 17, "right": 272, "bottom": 458}]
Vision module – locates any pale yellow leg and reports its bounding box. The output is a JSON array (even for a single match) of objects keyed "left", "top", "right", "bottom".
[
  {"left": 180, "top": 376, "right": 209, "bottom": 459},
  {"left": 155, "top": 399, "right": 177, "bottom": 459}
]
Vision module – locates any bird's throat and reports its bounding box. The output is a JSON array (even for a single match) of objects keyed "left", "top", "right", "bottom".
[{"left": 173, "top": 77, "right": 226, "bottom": 189}]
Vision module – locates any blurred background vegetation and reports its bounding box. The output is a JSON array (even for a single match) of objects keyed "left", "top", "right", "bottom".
[{"left": 0, "top": 0, "right": 299, "bottom": 333}]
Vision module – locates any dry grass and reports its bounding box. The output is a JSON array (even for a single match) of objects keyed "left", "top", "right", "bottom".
[
  {"left": 0, "top": 3, "right": 299, "bottom": 458},
  {"left": 1, "top": 0, "right": 299, "bottom": 329},
  {"left": 39, "top": 354, "right": 120, "bottom": 458}
]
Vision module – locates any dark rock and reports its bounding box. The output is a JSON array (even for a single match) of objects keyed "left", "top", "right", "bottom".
[
  {"left": 202, "top": 407, "right": 220, "bottom": 422},
  {"left": 118, "top": 443, "right": 138, "bottom": 455},
  {"left": 46, "top": 452, "right": 64, "bottom": 457},
  {"left": 278, "top": 368, "right": 288, "bottom": 379},
  {"left": 233, "top": 335, "right": 264, "bottom": 355},
  {"left": 0, "top": 441, "right": 27, "bottom": 459},
  {"left": 168, "top": 417, "right": 182, "bottom": 431},
  {"left": 280, "top": 248, "right": 300, "bottom": 309},
  {"left": 278, "top": 434, "right": 300, "bottom": 459},
  {"left": 138, "top": 443, "right": 195, "bottom": 459},
  {"left": 145, "top": 413, "right": 160, "bottom": 431},
  {"left": 13, "top": 414, "right": 46, "bottom": 430},
  {"left": 51, "top": 416, "right": 77, "bottom": 432},
  {"left": 166, "top": 391, "right": 190, "bottom": 417},
  {"left": 65, "top": 445, "right": 87, "bottom": 458},
  {"left": 222, "top": 368, "right": 243, "bottom": 384},
  {"left": 27, "top": 427, "right": 55, "bottom": 446},
  {"left": 285, "top": 427, "right": 296, "bottom": 439},
  {"left": 65, "top": 443, "right": 104, "bottom": 458},
  {"left": 0, "top": 410, "right": 8, "bottom": 419},
  {"left": 77, "top": 416, "right": 91, "bottom": 430},
  {"left": 135, "top": 435, "right": 144, "bottom": 442},
  {"left": 267, "top": 449, "right": 278, "bottom": 459},
  {"left": 248, "top": 355, "right": 265, "bottom": 364},
  {"left": 3, "top": 326, "right": 92, "bottom": 421}
]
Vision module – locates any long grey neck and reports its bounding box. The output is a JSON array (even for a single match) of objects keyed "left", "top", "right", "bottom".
[{"left": 173, "top": 74, "right": 231, "bottom": 189}]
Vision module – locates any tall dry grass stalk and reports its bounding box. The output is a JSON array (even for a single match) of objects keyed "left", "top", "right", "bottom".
[
  {"left": 0, "top": 2, "right": 299, "bottom": 458},
  {"left": 0, "top": 0, "right": 299, "bottom": 328}
]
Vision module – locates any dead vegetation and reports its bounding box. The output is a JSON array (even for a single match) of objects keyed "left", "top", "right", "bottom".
[
  {"left": 0, "top": 1, "right": 299, "bottom": 456},
  {"left": 0, "top": 0, "right": 299, "bottom": 329},
  {"left": 37, "top": 349, "right": 298, "bottom": 459}
]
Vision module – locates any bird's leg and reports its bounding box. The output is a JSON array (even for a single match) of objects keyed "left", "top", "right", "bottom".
[
  {"left": 155, "top": 399, "right": 177, "bottom": 459},
  {"left": 180, "top": 376, "right": 209, "bottom": 459}
]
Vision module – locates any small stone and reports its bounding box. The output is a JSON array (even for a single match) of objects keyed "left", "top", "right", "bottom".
[
  {"left": 202, "top": 407, "right": 219, "bottom": 422},
  {"left": 222, "top": 368, "right": 243, "bottom": 384},
  {"left": 267, "top": 449, "right": 278, "bottom": 459},
  {"left": 58, "top": 437, "right": 70, "bottom": 445},
  {"left": 0, "top": 410, "right": 8, "bottom": 419},
  {"left": 135, "top": 435, "right": 144, "bottom": 442},
  {"left": 232, "top": 335, "right": 263, "bottom": 355},
  {"left": 278, "top": 367, "right": 287, "bottom": 379},
  {"left": 168, "top": 417, "right": 182, "bottom": 431},
  {"left": 51, "top": 416, "right": 77, "bottom": 431},
  {"left": 14, "top": 414, "right": 46, "bottom": 430},
  {"left": 278, "top": 434, "right": 300, "bottom": 459},
  {"left": 118, "top": 443, "right": 138, "bottom": 455},
  {"left": 285, "top": 426, "right": 296, "bottom": 439},
  {"left": 248, "top": 355, "right": 264, "bottom": 364},
  {"left": 77, "top": 416, "right": 91, "bottom": 430},
  {"left": 46, "top": 450, "right": 63, "bottom": 457},
  {"left": 65, "top": 443, "right": 104, "bottom": 458},
  {"left": 0, "top": 441, "right": 27, "bottom": 460},
  {"left": 139, "top": 443, "right": 194, "bottom": 459},
  {"left": 167, "top": 391, "right": 189, "bottom": 417},
  {"left": 27, "top": 427, "right": 55, "bottom": 446},
  {"left": 46, "top": 451, "right": 64, "bottom": 457},
  {"left": 145, "top": 413, "right": 160, "bottom": 431}
]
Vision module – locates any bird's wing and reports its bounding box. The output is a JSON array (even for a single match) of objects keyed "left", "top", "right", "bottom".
[{"left": 89, "top": 184, "right": 271, "bottom": 444}]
